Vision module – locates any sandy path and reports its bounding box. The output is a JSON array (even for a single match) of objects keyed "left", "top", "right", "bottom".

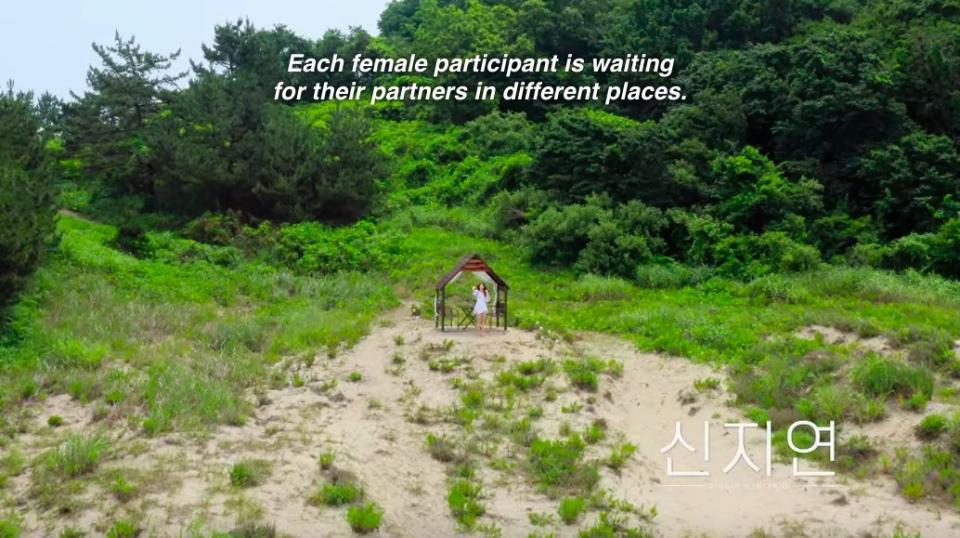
[{"left": 7, "top": 305, "right": 960, "bottom": 537}]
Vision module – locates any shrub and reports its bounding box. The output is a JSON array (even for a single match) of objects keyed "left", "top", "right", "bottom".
[
  {"left": 346, "top": 502, "right": 384, "bottom": 534},
  {"left": 46, "top": 415, "right": 64, "bottom": 428},
  {"left": 557, "top": 496, "right": 585, "bottom": 524},
  {"left": 916, "top": 414, "right": 948, "bottom": 440},
  {"left": 713, "top": 232, "right": 820, "bottom": 280}
]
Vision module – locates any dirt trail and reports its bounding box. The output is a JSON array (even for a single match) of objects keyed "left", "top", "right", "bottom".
[{"left": 8, "top": 306, "right": 960, "bottom": 537}]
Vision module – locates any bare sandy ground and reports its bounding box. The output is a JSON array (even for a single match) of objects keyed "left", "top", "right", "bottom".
[{"left": 6, "top": 306, "right": 960, "bottom": 537}]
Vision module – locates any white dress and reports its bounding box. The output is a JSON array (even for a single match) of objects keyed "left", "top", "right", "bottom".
[{"left": 472, "top": 289, "right": 489, "bottom": 315}]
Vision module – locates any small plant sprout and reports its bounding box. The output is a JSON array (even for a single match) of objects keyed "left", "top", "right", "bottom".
[
  {"left": 694, "top": 377, "right": 721, "bottom": 392},
  {"left": 319, "top": 451, "right": 336, "bottom": 470}
]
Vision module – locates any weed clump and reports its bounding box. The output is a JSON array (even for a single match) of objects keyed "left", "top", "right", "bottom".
[
  {"left": 426, "top": 433, "right": 460, "bottom": 463},
  {"left": 557, "top": 496, "right": 585, "bottom": 524},
  {"left": 448, "top": 479, "right": 485, "bottom": 528},
  {"left": 528, "top": 435, "right": 599, "bottom": 495},
  {"left": 229, "top": 459, "right": 272, "bottom": 488},
  {"left": 111, "top": 474, "right": 137, "bottom": 502},
  {"left": 915, "top": 414, "right": 948, "bottom": 440},
  {"left": 38, "top": 434, "right": 107, "bottom": 478},
  {"left": 316, "top": 482, "right": 364, "bottom": 506},
  {"left": 563, "top": 358, "right": 603, "bottom": 391},
  {"left": 607, "top": 442, "right": 638, "bottom": 471},
  {"left": 318, "top": 451, "right": 336, "bottom": 470},
  {"left": 852, "top": 355, "right": 933, "bottom": 405},
  {"left": 346, "top": 502, "right": 383, "bottom": 534},
  {"left": 106, "top": 519, "right": 139, "bottom": 538}
]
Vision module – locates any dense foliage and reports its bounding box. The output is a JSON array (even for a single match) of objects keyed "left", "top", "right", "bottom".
[
  {"left": 48, "top": 0, "right": 960, "bottom": 280},
  {"left": 0, "top": 85, "right": 57, "bottom": 312}
]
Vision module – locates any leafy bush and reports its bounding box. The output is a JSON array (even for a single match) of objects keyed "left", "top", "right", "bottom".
[
  {"left": 524, "top": 196, "right": 667, "bottom": 277},
  {"left": 713, "top": 232, "right": 820, "bottom": 280}
]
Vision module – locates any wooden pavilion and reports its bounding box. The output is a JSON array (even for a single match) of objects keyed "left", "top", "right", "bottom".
[{"left": 435, "top": 254, "right": 508, "bottom": 331}]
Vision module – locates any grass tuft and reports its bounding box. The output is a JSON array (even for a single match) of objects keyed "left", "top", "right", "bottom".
[{"left": 346, "top": 502, "right": 383, "bottom": 534}]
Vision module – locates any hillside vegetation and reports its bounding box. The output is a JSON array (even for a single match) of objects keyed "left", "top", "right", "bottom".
[{"left": 2, "top": 0, "right": 960, "bottom": 533}]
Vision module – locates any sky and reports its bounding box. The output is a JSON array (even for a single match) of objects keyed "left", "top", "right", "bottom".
[{"left": 0, "top": 0, "right": 390, "bottom": 98}]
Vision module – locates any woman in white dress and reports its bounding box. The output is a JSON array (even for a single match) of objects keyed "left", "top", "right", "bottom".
[{"left": 472, "top": 283, "right": 489, "bottom": 331}]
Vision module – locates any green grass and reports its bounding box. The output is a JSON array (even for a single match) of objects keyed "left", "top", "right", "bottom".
[
  {"left": 346, "top": 502, "right": 383, "bottom": 534},
  {"left": 448, "top": 479, "right": 485, "bottom": 528},
  {"left": 0, "top": 216, "right": 396, "bottom": 435},
  {"left": 105, "top": 519, "right": 139, "bottom": 538},
  {"left": 528, "top": 435, "right": 599, "bottom": 495},
  {"left": 229, "top": 459, "right": 272, "bottom": 488},
  {"left": 915, "top": 414, "right": 948, "bottom": 440},
  {"left": 318, "top": 451, "right": 336, "bottom": 470},
  {"left": 109, "top": 472, "right": 137, "bottom": 502},
  {"left": 313, "top": 482, "right": 364, "bottom": 506},
  {"left": 37, "top": 434, "right": 107, "bottom": 478},
  {"left": 0, "top": 515, "right": 20, "bottom": 538},
  {"left": 558, "top": 496, "right": 586, "bottom": 524},
  {"left": 3, "top": 202, "right": 960, "bottom": 527},
  {"left": 426, "top": 433, "right": 460, "bottom": 463}
]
